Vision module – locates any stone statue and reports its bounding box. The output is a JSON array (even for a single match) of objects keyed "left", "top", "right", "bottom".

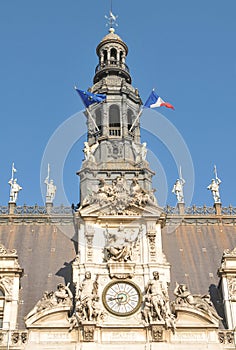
[
  {"left": 173, "top": 282, "right": 221, "bottom": 320},
  {"left": 207, "top": 179, "right": 221, "bottom": 203},
  {"left": 8, "top": 179, "right": 22, "bottom": 203},
  {"left": 130, "top": 177, "right": 153, "bottom": 206},
  {"left": 83, "top": 141, "right": 99, "bottom": 162},
  {"left": 96, "top": 178, "right": 114, "bottom": 203},
  {"left": 44, "top": 164, "right": 56, "bottom": 203},
  {"left": 141, "top": 142, "right": 147, "bottom": 160},
  {"left": 76, "top": 271, "right": 100, "bottom": 322},
  {"left": 172, "top": 178, "right": 185, "bottom": 203},
  {"left": 143, "top": 271, "right": 168, "bottom": 322},
  {"left": 25, "top": 283, "right": 73, "bottom": 320},
  {"left": 142, "top": 293, "right": 153, "bottom": 323},
  {"left": 104, "top": 224, "right": 138, "bottom": 262},
  {"left": 172, "top": 167, "right": 185, "bottom": 203},
  {"left": 54, "top": 283, "right": 73, "bottom": 306},
  {"left": 8, "top": 163, "right": 22, "bottom": 203},
  {"left": 132, "top": 142, "right": 147, "bottom": 162},
  {"left": 207, "top": 165, "right": 221, "bottom": 203}
]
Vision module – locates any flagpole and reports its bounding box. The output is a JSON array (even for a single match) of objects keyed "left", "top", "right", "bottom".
[
  {"left": 86, "top": 107, "right": 100, "bottom": 132},
  {"left": 129, "top": 107, "right": 143, "bottom": 133}
]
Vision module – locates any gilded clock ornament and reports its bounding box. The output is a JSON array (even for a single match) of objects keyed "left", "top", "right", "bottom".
[{"left": 102, "top": 280, "right": 141, "bottom": 316}]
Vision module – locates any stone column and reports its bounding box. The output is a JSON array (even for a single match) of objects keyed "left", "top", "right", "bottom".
[
  {"left": 45, "top": 200, "right": 53, "bottom": 214},
  {"left": 177, "top": 202, "right": 185, "bottom": 215},
  {"left": 8, "top": 202, "right": 16, "bottom": 215},
  {"left": 214, "top": 202, "right": 222, "bottom": 215},
  {"left": 218, "top": 247, "right": 236, "bottom": 330}
]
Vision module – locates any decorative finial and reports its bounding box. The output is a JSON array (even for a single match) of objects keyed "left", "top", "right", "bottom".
[
  {"left": 8, "top": 162, "right": 22, "bottom": 203},
  {"left": 44, "top": 163, "right": 57, "bottom": 204},
  {"left": 105, "top": 0, "right": 118, "bottom": 30},
  {"left": 207, "top": 165, "right": 221, "bottom": 203}
]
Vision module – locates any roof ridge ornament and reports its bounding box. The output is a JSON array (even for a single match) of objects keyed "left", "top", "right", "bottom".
[{"left": 105, "top": 0, "right": 118, "bottom": 30}]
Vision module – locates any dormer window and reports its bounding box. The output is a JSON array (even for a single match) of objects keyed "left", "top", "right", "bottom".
[{"left": 109, "top": 105, "right": 121, "bottom": 137}]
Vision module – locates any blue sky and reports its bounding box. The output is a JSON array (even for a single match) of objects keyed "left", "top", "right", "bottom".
[{"left": 0, "top": 0, "right": 235, "bottom": 207}]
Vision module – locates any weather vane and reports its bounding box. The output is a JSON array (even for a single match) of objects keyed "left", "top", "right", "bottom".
[{"left": 105, "top": 0, "right": 118, "bottom": 29}]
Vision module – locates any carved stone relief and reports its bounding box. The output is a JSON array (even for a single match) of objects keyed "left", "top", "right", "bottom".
[
  {"left": 227, "top": 276, "right": 236, "bottom": 301},
  {"left": 173, "top": 282, "right": 221, "bottom": 320},
  {"left": 81, "top": 176, "right": 157, "bottom": 215},
  {"left": 0, "top": 276, "right": 13, "bottom": 297},
  {"left": 107, "top": 141, "right": 123, "bottom": 159},
  {"left": 104, "top": 225, "right": 141, "bottom": 262},
  {"left": 218, "top": 331, "right": 234, "bottom": 344},
  {"left": 151, "top": 325, "right": 164, "bottom": 342},
  {"left": 83, "top": 325, "right": 95, "bottom": 342},
  {"left": 25, "top": 283, "right": 73, "bottom": 320},
  {"left": 11, "top": 332, "right": 27, "bottom": 346}
]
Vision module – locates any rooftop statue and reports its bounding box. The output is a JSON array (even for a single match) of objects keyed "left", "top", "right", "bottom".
[
  {"left": 172, "top": 166, "right": 185, "bottom": 203},
  {"left": 8, "top": 163, "right": 22, "bottom": 203},
  {"left": 44, "top": 164, "right": 57, "bottom": 203},
  {"left": 207, "top": 165, "right": 221, "bottom": 203}
]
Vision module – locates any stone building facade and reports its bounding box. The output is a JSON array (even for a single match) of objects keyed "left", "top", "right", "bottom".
[{"left": 0, "top": 24, "right": 235, "bottom": 350}]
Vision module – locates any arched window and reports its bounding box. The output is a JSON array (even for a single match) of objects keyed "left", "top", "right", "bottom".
[
  {"left": 95, "top": 109, "right": 102, "bottom": 134},
  {"left": 120, "top": 51, "right": 124, "bottom": 64},
  {"left": 109, "top": 105, "right": 121, "bottom": 136},
  {"left": 0, "top": 289, "right": 5, "bottom": 328},
  {"left": 127, "top": 109, "right": 133, "bottom": 131},
  {"left": 103, "top": 50, "right": 107, "bottom": 63},
  {"left": 110, "top": 48, "right": 117, "bottom": 63}
]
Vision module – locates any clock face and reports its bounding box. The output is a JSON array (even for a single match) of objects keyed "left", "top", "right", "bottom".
[{"left": 102, "top": 281, "right": 142, "bottom": 316}]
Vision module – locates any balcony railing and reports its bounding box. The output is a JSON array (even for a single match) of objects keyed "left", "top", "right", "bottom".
[
  {"left": 109, "top": 127, "right": 121, "bottom": 137},
  {"left": 95, "top": 61, "right": 130, "bottom": 74}
]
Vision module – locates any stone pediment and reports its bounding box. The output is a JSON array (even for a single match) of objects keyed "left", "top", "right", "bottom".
[
  {"left": 79, "top": 201, "right": 165, "bottom": 219},
  {"left": 25, "top": 305, "right": 71, "bottom": 328},
  {"left": 174, "top": 305, "right": 220, "bottom": 328}
]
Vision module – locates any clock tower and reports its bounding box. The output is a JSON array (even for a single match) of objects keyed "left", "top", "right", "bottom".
[{"left": 72, "top": 24, "right": 174, "bottom": 345}]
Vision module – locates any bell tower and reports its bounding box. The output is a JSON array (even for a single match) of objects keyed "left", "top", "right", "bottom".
[
  {"left": 73, "top": 23, "right": 173, "bottom": 346},
  {"left": 78, "top": 27, "right": 156, "bottom": 207}
]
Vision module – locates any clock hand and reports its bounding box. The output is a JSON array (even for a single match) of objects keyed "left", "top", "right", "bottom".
[{"left": 108, "top": 296, "right": 124, "bottom": 301}]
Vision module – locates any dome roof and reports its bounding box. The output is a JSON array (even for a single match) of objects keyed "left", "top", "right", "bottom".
[
  {"left": 100, "top": 28, "right": 123, "bottom": 43},
  {"left": 96, "top": 28, "right": 128, "bottom": 54}
]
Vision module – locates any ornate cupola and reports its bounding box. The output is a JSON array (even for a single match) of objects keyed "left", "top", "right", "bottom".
[
  {"left": 78, "top": 24, "right": 156, "bottom": 208},
  {"left": 94, "top": 27, "right": 131, "bottom": 84}
]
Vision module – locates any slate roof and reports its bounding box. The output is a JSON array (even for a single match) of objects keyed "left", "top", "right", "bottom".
[
  {"left": 0, "top": 219, "right": 76, "bottom": 328},
  {"left": 0, "top": 207, "right": 235, "bottom": 329}
]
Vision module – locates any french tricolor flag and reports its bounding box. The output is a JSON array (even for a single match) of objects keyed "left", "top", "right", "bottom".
[{"left": 144, "top": 90, "right": 174, "bottom": 110}]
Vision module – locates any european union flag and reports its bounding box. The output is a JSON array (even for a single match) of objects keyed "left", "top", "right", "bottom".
[{"left": 75, "top": 87, "right": 106, "bottom": 108}]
